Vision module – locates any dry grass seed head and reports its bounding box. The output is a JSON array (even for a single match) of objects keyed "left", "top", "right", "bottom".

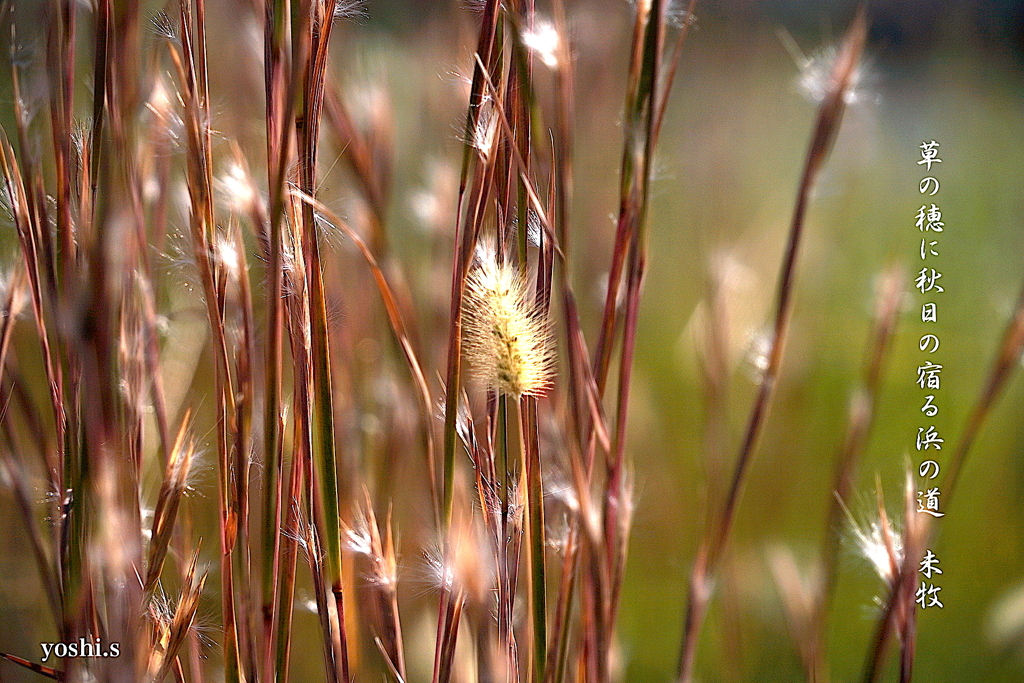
[
  {"left": 463, "top": 249, "right": 554, "bottom": 399},
  {"left": 521, "top": 19, "right": 561, "bottom": 69},
  {"left": 843, "top": 489, "right": 903, "bottom": 588}
]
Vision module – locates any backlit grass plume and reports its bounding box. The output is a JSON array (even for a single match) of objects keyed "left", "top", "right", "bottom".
[{"left": 463, "top": 248, "right": 554, "bottom": 399}]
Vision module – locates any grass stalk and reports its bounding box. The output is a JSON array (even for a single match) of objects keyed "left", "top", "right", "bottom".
[
  {"left": 676, "top": 10, "right": 866, "bottom": 681},
  {"left": 862, "top": 274, "right": 1024, "bottom": 682},
  {"left": 440, "top": 0, "right": 503, "bottom": 529},
  {"left": 519, "top": 397, "right": 547, "bottom": 681}
]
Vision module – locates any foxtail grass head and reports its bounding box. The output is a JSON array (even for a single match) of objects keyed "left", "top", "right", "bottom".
[{"left": 463, "top": 247, "right": 554, "bottom": 398}]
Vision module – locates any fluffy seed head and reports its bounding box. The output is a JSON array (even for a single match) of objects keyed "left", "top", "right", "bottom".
[
  {"left": 471, "top": 104, "right": 498, "bottom": 160},
  {"left": 217, "top": 162, "right": 258, "bottom": 215},
  {"left": 463, "top": 250, "right": 554, "bottom": 398},
  {"left": 522, "top": 20, "right": 560, "bottom": 69},
  {"left": 849, "top": 507, "right": 903, "bottom": 586}
]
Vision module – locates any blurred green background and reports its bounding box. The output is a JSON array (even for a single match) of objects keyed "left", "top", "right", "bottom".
[{"left": 2, "top": 0, "right": 1024, "bottom": 681}]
